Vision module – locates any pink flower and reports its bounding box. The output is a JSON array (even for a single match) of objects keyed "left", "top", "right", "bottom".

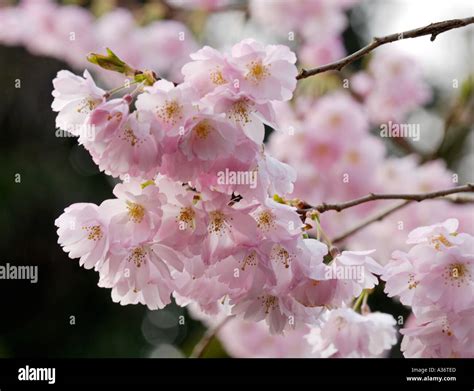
[
  {"left": 179, "top": 112, "right": 239, "bottom": 161},
  {"left": 362, "top": 50, "right": 432, "bottom": 123},
  {"left": 400, "top": 310, "right": 474, "bottom": 358},
  {"left": 406, "top": 218, "right": 462, "bottom": 247},
  {"left": 81, "top": 97, "right": 130, "bottom": 149},
  {"left": 202, "top": 88, "right": 276, "bottom": 144},
  {"left": 98, "top": 241, "right": 182, "bottom": 310},
  {"left": 383, "top": 220, "right": 474, "bottom": 314},
  {"left": 251, "top": 198, "right": 302, "bottom": 242},
  {"left": 135, "top": 79, "right": 196, "bottom": 137},
  {"left": 181, "top": 46, "right": 238, "bottom": 97},
  {"left": 293, "top": 238, "right": 328, "bottom": 281},
  {"left": 259, "top": 153, "right": 297, "bottom": 198},
  {"left": 55, "top": 203, "right": 109, "bottom": 270},
  {"left": 93, "top": 110, "right": 163, "bottom": 179},
  {"left": 214, "top": 241, "right": 275, "bottom": 294},
  {"left": 230, "top": 39, "right": 297, "bottom": 103},
  {"left": 291, "top": 249, "right": 383, "bottom": 309},
  {"left": 305, "top": 92, "right": 369, "bottom": 138},
  {"left": 325, "top": 250, "right": 383, "bottom": 305},
  {"left": 173, "top": 264, "right": 232, "bottom": 314},
  {"left": 155, "top": 176, "right": 207, "bottom": 252},
  {"left": 249, "top": 0, "right": 349, "bottom": 41},
  {"left": 51, "top": 70, "right": 105, "bottom": 135},
  {"left": 100, "top": 180, "right": 166, "bottom": 244},
  {"left": 306, "top": 308, "right": 397, "bottom": 358},
  {"left": 231, "top": 289, "right": 320, "bottom": 334},
  {"left": 218, "top": 318, "right": 313, "bottom": 358},
  {"left": 299, "top": 37, "right": 345, "bottom": 67},
  {"left": 199, "top": 193, "right": 258, "bottom": 264}
]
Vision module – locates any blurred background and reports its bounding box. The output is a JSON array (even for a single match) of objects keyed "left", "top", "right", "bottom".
[{"left": 0, "top": 0, "right": 472, "bottom": 358}]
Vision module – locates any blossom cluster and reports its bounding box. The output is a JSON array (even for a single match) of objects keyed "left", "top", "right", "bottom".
[
  {"left": 189, "top": 299, "right": 398, "bottom": 358},
  {"left": 382, "top": 219, "right": 474, "bottom": 358},
  {"left": 53, "top": 38, "right": 388, "bottom": 335},
  {"left": 250, "top": 0, "right": 358, "bottom": 67},
  {"left": 351, "top": 50, "right": 432, "bottom": 124},
  {"left": 29, "top": 0, "right": 471, "bottom": 358},
  {"left": 268, "top": 78, "right": 473, "bottom": 263},
  {"left": 0, "top": 0, "right": 197, "bottom": 83}
]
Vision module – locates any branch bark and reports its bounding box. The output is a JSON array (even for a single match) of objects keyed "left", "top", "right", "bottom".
[
  {"left": 298, "top": 183, "right": 474, "bottom": 214},
  {"left": 297, "top": 17, "right": 474, "bottom": 80}
]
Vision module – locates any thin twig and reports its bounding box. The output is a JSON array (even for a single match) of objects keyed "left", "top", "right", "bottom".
[
  {"left": 297, "top": 17, "right": 474, "bottom": 80},
  {"left": 190, "top": 316, "right": 234, "bottom": 358},
  {"left": 298, "top": 183, "right": 474, "bottom": 214},
  {"left": 331, "top": 194, "right": 474, "bottom": 244}
]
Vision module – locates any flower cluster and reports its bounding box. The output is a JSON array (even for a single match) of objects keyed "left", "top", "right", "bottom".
[
  {"left": 351, "top": 50, "right": 432, "bottom": 124},
  {"left": 0, "top": 0, "right": 197, "bottom": 83},
  {"left": 250, "top": 0, "right": 357, "bottom": 67},
  {"left": 382, "top": 219, "right": 474, "bottom": 357},
  {"left": 188, "top": 295, "right": 398, "bottom": 358},
  {"left": 53, "top": 39, "right": 386, "bottom": 334},
  {"left": 305, "top": 308, "right": 397, "bottom": 358},
  {"left": 268, "top": 89, "right": 473, "bottom": 263}
]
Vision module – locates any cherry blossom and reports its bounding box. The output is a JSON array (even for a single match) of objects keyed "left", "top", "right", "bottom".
[
  {"left": 400, "top": 310, "right": 474, "bottom": 358},
  {"left": 43, "top": 4, "right": 473, "bottom": 358},
  {"left": 55, "top": 203, "right": 109, "bottom": 270},
  {"left": 305, "top": 308, "right": 397, "bottom": 358},
  {"left": 52, "top": 70, "right": 105, "bottom": 136}
]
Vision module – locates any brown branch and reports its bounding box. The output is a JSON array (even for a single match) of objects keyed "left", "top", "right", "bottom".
[
  {"left": 331, "top": 194, "right": 474, "bottom": 243},
  {"left": 297, "top": 17, "right": 474, "bottom": 80},
  {"left": 298, "top": 183, "right": 474, "bottom": 214},
  {"left": 190, "top": 316, "right": 234, "bottom": 358}
]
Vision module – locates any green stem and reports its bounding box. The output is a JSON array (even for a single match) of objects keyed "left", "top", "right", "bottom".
[{"left": 352, "top": 290, "right": 369, "bottom": 313}]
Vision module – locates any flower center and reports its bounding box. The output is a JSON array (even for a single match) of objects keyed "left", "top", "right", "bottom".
[
  {"left": 314, "top": 144, "right": 330, "bottom": 156},
  {"left": 126, "top": 202, "right": 145, "bottom": 223},
  {"left": 228, "top": 99, "right": 252, "bottom": 124},
  {"left": 76, "top": 98, "right": 100, "bottom": 113},
  {"left": 157, "top": 99, "right": 183, "bottom": 124},
  {"left": 329, "top": 114, "right": 342, "bottom": 127},
  {"left": 271, "top": 245, "right": 292, "bottom": 268},
  {"left": 431, "top": 234, "right": 452, "bottom": 250},
  {"left": 208, "top": 211, "right": 229, "bottom": 235},
  {"left": 127, "top": 247, "right": 147, "bottom": 268},
  {"left": 407, "top": 273, "right": 419, "bottom": 290},
  {"left": 82, "top": 225, "right": 103, "bottom": 241},
  {"left": 120, "top": 127, "right": 139, "bottom": 146},
  {"left": 258, "top": 295, "right": 278, "bottom": 314},
  {"left": 441, "top": 317, "right": 453, "bottom": 337},
  {"left": 256, "top": 210, "right": 275, "bottom": 231},
  {"left": 177, "top": 207, "right": 195, "bottom": 229},
  {"left": 246, "top": 61, "right": 269, "bottom": 83},
  {"left": 347, "top": 150, "right": 360, "bottom": 164},
  {"left": 241, "top": 250, "right": 258, "bottom": 271},
  {"left": 210, "top": 68, "right": 226, "bottom": 85},
  {"left": 442, "top": 262, "right": 471, "bottom": 287},
  {"left": 193, "top": 120, "right": 213, "bottom": 140}
]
